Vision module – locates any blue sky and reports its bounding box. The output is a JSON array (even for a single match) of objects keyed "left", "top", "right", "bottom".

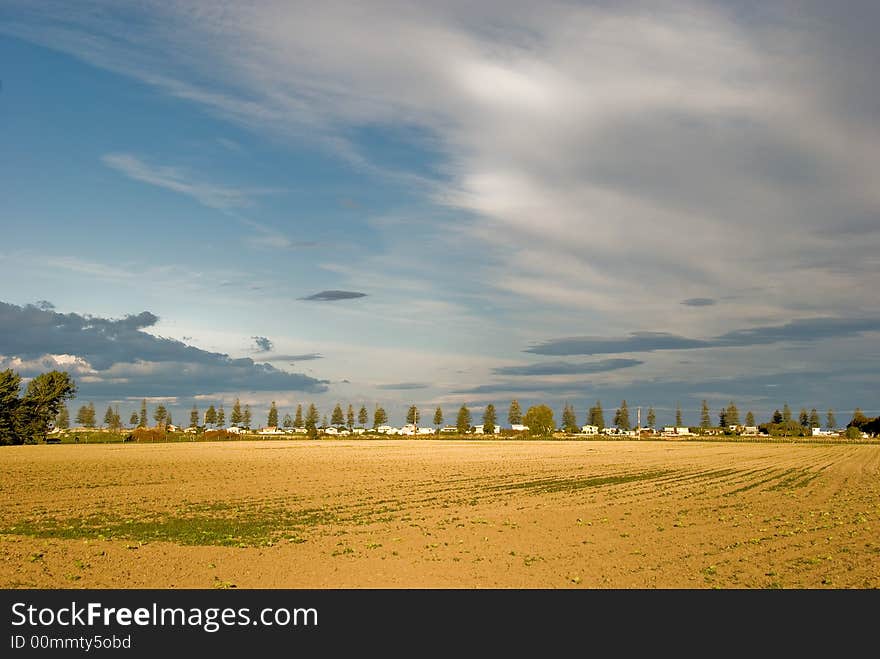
[{"left": 1, "top": 1, "right": 879, "bottom": 427}]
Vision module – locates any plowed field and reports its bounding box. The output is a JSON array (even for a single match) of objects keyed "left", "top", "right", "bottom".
[{"left": 2, "top": 440, "right": 878, "bottom": 588}]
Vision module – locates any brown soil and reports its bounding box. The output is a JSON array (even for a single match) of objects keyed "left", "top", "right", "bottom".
[{"left": 1, "top": 440, "right": 878, "bottom": 588}]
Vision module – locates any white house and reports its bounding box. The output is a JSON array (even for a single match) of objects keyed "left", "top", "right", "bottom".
[
  {"left": 376, "top": 425, "right": 393, "bottom": 434},
  {"left": 417, "top": 427, "right": 436, "bottom": 435},
  {"left": 742, "top": 426, "right": 759, "bottom": 435},
  {"left": 258, "top": 426, "right": 285, "bottom": 435},
  {"left": 324, "top": 427, "right": 339, "bottom": 435},
  {"left": 473, "top": 424, "right": 501, "bottom": 435},
  {"left": 440, "top": 426, "right": 458, "bottom": 433},
  {"left": 510, "top": 424, "right": 528, "bottom": 432},
  {"left": 580, "top": 425, "right": 599, "bottom": 435},
  {"left": 293, "top": 427, "right": 307, "bottom": 434},
  {"left": 662, "top": 426, "right": 691, "bottom": 436},
  {"left": 227, "top": 426, "right": 244, "bottom": 434},
  {"left": 184, "top": 426, "right": 198, "bottom": 434},
  {"left": 399, "top": 424, "right": 417, "bottom": 436},
  {"left": 352, "top": 428, "right": 366, "bottom": 435},
  {"left": 812, "top": 427, "right": 838, "bottom": 437}
]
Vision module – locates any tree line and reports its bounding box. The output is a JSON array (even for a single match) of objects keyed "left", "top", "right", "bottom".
[
  {"left": 52, "top": 396, "right": 877, "bottom": 439},
  {"left": 4, "top": 367, "right": 876, "bottom": 443}
]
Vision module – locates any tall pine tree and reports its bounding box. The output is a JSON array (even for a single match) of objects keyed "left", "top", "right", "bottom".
[
  {"left": 483, "top": 404, "right": 497, "bottom": 434},
  {"left": 508, "top": 400, "right": 522, "bottom": 425}
]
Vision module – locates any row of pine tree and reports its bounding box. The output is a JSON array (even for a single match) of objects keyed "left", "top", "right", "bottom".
[{"left": 57, "top": 398, "right": 858, "bottom": 434}]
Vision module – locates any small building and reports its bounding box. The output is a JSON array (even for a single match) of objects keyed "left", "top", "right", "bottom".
[
  {"left": 473, "top": 425, "right": 501, "bottom": 435},
  {"left": 227, "top": 426, "right": 244, "bottom": 434},
  {"left": 580, "top": 425, "right": 599, "bottom": 435},
  {"left": 352, "top": 428, "right": 366, "bottom": 435},
  {"left": 324, "top": 427, "right": 339, "bottom": 435},
  {"left": 376, "top": 425, "right": 393, "bottom": 434},
  {"left": 510, "top": 424, "right": 528, "bottom": 432},
  {"left": 183, "top": 426, "right": 199, "bottom": 434},
  {"left": 258, "top": 426, "right": 285, "bottom": 435},
  {"left": 440, "top": 426, "right": 458, "bottom": 434},
  {"left": 742, "top": 426, "right": 759, "bottom": 435},
  {"left": 417, "top": 427, "right": 435, "bottom": 435}
]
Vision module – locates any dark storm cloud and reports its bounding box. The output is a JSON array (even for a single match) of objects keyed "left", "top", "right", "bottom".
[
  {"left": 376, "top": 382, "right": 430, "bottom": 390},
  {"left": 713, "top": 317, "right": 880, "bottom": 347},
  {"left": 681, "top": 298, "right": 716, "bottom": 307},
  {"left": 452, "top": 366, "right": 880, "bottom": 418},
  {"left": 300, "top": 290, "right": 367, "bottom": 301},
  {"left": 0, "top": 301, "right": 328, "bottom": 395},
  {"left": 527, "top": 318, "right": 880, "bottom": 356},
  {"left": 252, "top": 336, "right": 273, "bottom": 352},
  {"left": 453, "top": 381, "right": 594, "bottom": 395},
  {"left": 526, "top": 332, "right": 710, "bottom": 356},
  {"left": 266, "top": 353, "right": 324, "bottom": 362},
  {"left": 492, "top": 358, "right": 643, "bottom": 376}
]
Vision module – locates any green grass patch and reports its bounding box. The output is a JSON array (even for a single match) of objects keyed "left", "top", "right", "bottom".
[
  {"left": 1, "top": 503, "right": 338, "bottom": 547},
  {"left": 492, "top": 470, "right": 673, "bottom": 495}
]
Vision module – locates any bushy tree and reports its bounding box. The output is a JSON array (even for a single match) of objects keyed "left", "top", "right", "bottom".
[
  {"left": 295, "top": 404, "right": 304, "bottom": 427},
  {"left": 456, "top": 405, "right": 471, "bottom": 434},
  {"left": 190, "top": 405, "right": 199, "bottom": 428},
  {"left": 2, "top": 370, "right": 77, "bottom": 443},
  {"left": 56, "top": 404, "right": 70, "bottom": 430},
  {"left": 826, "top": 409, "right": 836, "bottom": 429},
  {"left": 772, "top": 409, "right": 783, "bottom": 424},
  {"left": 745, "top": 411, "right": 755, "bottom": 426},
  {"left": 849, "top": 408, "right": 868, "bottom": 429},
  {"left": 243, "top": 405, "right": 252, "bottom": 429},
  {"left": 433, "top": 406, "right": 443, "bottom": 427},
  {"left": 508, "top": 400, "right": 522, "bottom": 425},
  {"left": 523, "top": 405, "right": 555, "bottom": 436},
  {"left": 268, "top": 401, "right": 279, "bottom": 428},
  {"left": 373, "top": 406, "right": 387, "bottom": 428},
  {"left": 809, "top": 408, "right": 820, "bottom": 428},
  {"left": 483, "top": 404, "right": 497, "bottom": 434},
  {"left": 718, "top": 407, "right": 728, "bottom": 429},
  {"left": 358, "top": 405, "right": 368, "bottom": 427},
  {"left": 646, "top": 407, "right": 656, "bottom": 429},
  {"left": 347, "top": 404, "right": 355, "bottom": 430},
  {"left": 216, "top": 405, "right": 225, "bottom": 428},
  {"left": 675, "top": 403, "right": 683, "bottom": 428},
  {"left": 0, "top": 370, "right": 22, "bottom": 444},
  {"left": 282, "top": 413, "right": 293, "bottom": 429},
  {"left": 76, "top": 402, "right": 96, "bottom": 428},
  {"left": 129, "top": 411, "right": 138, "bottom": 427},
  {"left": 139, "top": 399, "right": 147, "bottom": 428}
]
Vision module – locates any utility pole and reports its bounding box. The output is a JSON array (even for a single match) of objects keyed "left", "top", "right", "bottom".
[{"left": 637, "top": 407, "right": 641, "bottom": 440}]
